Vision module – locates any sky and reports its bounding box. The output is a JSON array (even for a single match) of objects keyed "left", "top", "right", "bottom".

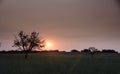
[{"left": 0, "top": 0, "right": 120, "bottom": 51}]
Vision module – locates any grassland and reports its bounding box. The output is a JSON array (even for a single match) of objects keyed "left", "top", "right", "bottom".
[{"left": 0, "top": 53, "right": 120, "bottom": 74}]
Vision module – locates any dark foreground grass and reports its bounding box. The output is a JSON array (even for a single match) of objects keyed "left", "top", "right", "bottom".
[{"left": 0, "top": 53, "right": 120, "bottom": 74}]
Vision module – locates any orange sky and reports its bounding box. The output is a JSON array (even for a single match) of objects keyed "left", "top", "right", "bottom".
[{"left": 0, "top": 0, "right": 120, "bottom": 52}]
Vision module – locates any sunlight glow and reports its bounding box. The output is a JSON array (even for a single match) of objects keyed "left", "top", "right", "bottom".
[{"left": 46, "top": 42, "right": 53, "bottom": 49}]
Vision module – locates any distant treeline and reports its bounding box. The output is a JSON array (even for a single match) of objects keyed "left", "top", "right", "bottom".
[
  {"left": 72, "top": 49, "right": 118, "bottom": 54},
  {"left": 0, "top": 49, "right": 119, "bottom": 54},
  {"left": 0, "top": 50, "right": 59, "bottom": 54},
  {"left": 81, "top": 49, "right": 118, "bottom": 53}
]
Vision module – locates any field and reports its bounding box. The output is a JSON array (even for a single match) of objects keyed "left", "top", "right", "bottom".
[{"left": 0, "top": 53, "right": 120, "bottom": 74}]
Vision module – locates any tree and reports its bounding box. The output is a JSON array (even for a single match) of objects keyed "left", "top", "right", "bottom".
[
  {"left": 13, "top": 31, "right": 45, "bottom": 59},
  {"left": 102, "top": 49, "right": 118, "bottom": 54},
  {"left": 88, "top": 47, "right": 98, "bottom": 57},
  {"left": 81, "top": 49, "right": 91, "bottom": 53},
  {"left": 71, "top": 49, "right": 80, "bottom": 53}
]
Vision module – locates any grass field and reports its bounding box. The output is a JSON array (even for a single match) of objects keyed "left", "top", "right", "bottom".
[{"left": 0, "top": 53, "right": 120, "bottom": 74}]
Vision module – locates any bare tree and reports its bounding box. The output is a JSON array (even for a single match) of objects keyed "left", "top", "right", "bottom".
[
  {"left": 13, "top": 31, "right": 45, "bottom": 59},
  {"left": 88, "top": 47, "right": 98, "bottom": 57}
]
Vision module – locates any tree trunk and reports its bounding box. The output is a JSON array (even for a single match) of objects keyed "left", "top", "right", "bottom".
[
  {"left": 25, "top": 51, "right": 28, "bottom": 59},
  {"left": 91, "top": 52, "right": 94, "bottom": 57}
]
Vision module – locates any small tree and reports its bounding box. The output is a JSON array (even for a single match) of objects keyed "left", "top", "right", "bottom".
[
  {"left": 13, "top": 31, "right": 45, "bottom": 59},
  {"left": 88, "top": 47, "right": 98, "bottom": 57},
  {"left": 71, "top": 49, "right": 80, "bottom": 53}
]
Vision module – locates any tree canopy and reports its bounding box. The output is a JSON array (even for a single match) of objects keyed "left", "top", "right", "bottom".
[{"left": 13, "top": 31, "right": 45, "bottom": 58}]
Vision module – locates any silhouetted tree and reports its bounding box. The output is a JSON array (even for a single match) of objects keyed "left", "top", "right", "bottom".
[
  {"left": 71, "top": 49, "right": 80, "bottom": 53},
  {"left": 102, "top": 49, "right": 118, "bottom": 54},
  {"left": 81, "top": 49, "right": 91, "bottom": 53},
  {"left": 88, "top": 47, "right": 98, "bottom": 57},
  {"left": 13, "top": 31, "right": 45, "bottom": 59}
]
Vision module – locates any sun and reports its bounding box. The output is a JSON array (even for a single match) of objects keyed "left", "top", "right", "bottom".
[{"left": 45, "top": 42, "right": 53, "bottom": 48}]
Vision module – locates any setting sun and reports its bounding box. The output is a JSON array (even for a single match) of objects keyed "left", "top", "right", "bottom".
[{"left": 45, "top": 42, "right": 53, "bottom": 48}]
